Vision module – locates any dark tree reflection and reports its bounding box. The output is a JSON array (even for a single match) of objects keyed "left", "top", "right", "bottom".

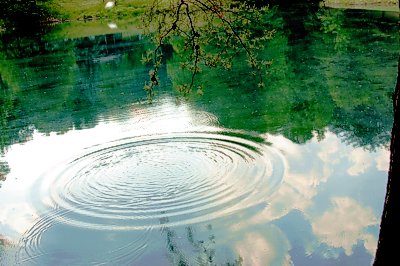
[
  {"left": 0, "top": 0, "right": 58, "bottom": 30},
  {"left": 159, "top": 216, "right": 243, "bottom": 265},
  {"left": 0, "top": 160, "right": 10, "bottom": 187}
]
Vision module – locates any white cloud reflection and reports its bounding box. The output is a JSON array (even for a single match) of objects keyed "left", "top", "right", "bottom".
[
  {"left": 0, "top": 203, "right": 38, "bottom": 238},
  {"left": 317, "top": 132, "right": 341, "bottom": 182},
  {"left": 347, "top": 148, "right": 373, "bottom": 176},
  {"left": 236, "top": 233, "right": 277, "bottom": 266},
  {"left": 244, "top": 133, "right": 334, "bottom": 224},
  {"left": 312, "top": 197, "right": 379, "bottom": 256},
  {"left": 234, "top": 228, "right": 292, "bottom": 266},
  {"left": 234, "top": 131, "right": 386, "bottom": 258},
  {"left": 375, "top": 149, "right": 390, "bottom": 172}
]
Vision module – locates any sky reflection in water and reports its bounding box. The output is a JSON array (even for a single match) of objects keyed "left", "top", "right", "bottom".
[{"left": 0, "top": 98, "right": 389, "bottom": 265}]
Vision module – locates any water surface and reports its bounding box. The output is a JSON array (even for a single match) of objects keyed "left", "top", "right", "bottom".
[{"left": 0, "top": 7, "right": 398, "bottom": 265}]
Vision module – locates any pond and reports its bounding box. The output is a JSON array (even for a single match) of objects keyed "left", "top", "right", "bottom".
[{"left": 0, "top": 6, "right": 398, "bottom": 266}]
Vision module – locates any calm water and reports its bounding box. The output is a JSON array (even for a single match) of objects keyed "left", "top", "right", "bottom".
[{"left": 0, "top": 7, "right": 398, "bottom": 266}]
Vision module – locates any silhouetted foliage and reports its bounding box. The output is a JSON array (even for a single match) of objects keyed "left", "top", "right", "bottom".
[{"left": 0, "top": 0, "right": 57, "bottom": 29}]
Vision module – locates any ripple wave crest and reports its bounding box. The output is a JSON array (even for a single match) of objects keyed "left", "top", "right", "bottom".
[{"left": 32, "top": 132, "right": 284, "bottom": 230}]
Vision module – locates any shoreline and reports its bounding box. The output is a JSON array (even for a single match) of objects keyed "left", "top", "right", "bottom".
[
  {"left": 323, "top": 0, "right": 399, "bottom": 12},
  {"left": 1, "top": 2, "right": 398, "bottom": 35}
]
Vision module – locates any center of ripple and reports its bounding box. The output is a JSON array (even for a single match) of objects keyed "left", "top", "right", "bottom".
[{"left": 34, "top": 132, "right": 284, "bottom": 230}]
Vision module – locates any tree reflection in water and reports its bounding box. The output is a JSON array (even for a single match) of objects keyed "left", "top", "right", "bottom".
[{"left": 160, "top": 216, "right": 243, "bottom": 266}]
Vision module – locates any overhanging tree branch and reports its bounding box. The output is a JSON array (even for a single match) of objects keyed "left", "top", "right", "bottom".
[{"left": 141, "top": 0, "right": 276, "bottom": 99}]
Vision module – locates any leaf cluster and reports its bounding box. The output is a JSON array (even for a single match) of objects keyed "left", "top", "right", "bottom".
[{"left": 141, "top": 0, "right": 277, "bottom": 98}]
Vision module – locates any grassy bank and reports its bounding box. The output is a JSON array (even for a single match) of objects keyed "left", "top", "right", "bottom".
[
  {"left": 324, "top": 0, "right": 399, "bottom": 11},
  {"left": 52, "top": 0, "right": 398, "bottom": 21},
  {"left": 34, "top": 0, "right": 151, "bottom": 38},
  {"left": 53, "top": 0, "right": 399, "bottom": 21},
  {"left": 52, "top": 0, "right": 150, "bottom": 21}
]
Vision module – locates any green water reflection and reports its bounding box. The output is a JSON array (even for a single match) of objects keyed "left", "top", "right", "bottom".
[
  {"left": 184, "top": 8, "right": 397, "bottom": 147},
  {"left": 0, "top": 6, "right": 398, "bottom": 266},
  {"left": 0, "top": 9, "right": 397, "bottom": 153}
]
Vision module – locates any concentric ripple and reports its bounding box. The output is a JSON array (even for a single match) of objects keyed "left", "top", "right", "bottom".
[
  {"left": 16, "top": 209, "right": 149, "bottom": 265},
  {"left": 32, "top": 132, "right": 284, "bottom": 230}
]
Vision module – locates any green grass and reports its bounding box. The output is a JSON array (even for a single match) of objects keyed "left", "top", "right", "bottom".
[
  {"left": 51, "top": 0, "right": 398, "bottom": 21},
  {"left": 51, "top": 0, "right": 151, "bottom": 21},
  {"left": 36, "top": 0, "right": 151, "bottom": 40},
  {"left": 324, "top": 0, "right": 399, "bottom": 11},
  {"left": 40, "top": 0, "right": 398, "bottom": 40}
]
